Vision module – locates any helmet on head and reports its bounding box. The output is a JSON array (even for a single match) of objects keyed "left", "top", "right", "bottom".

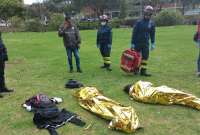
[
  {"left": 99, "top": 14, "right": 109, "bottom": 21},
  {"left": 144, "top": 5, "right": 154, "bottom": 16}
]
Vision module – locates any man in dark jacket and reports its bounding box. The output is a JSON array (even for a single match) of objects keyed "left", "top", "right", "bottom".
[
  {"left": 131, "top": 5, "right": 155, "bottom": 77},
  {"left": 0, "top": 32, "right": 14, "bottom": 97},
  {"left": 58, "top": 16, "right": 82, "bottom": 73},
  {"left": 97, "top": 15, "right": 112, "bottom": 71}
]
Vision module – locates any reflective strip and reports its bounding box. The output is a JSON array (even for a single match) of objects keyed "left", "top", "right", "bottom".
[{"left": 103, "top": 57, "right": 111, "bottom": 64}]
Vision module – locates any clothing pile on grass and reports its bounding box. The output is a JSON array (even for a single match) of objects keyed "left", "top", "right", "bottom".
[{"left": 22, "top": 94, "right": 85, "bottom": 135}]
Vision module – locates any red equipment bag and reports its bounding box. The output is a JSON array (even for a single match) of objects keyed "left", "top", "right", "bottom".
[{"left": 120, "top": 49, "right": 142, "bottom": 73}]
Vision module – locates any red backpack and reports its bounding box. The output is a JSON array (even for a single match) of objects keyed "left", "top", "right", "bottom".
[{"left": 120, "top": 49, "right": 142, "bottom": 73}]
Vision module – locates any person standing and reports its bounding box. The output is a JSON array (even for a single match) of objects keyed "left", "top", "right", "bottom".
[
  {"left": 0, "top": 31, "right": 14, "bottom": 98},
  {"left": 194, "top": 20, "right": 200, "bottom": 77},
  {"left": 97, "top": 15, "right": 112, "bottom": 71},
  {"left": 58, "top": 15, "right": 82, "bottom": 73},
  {"left": 131, "top": 5, "right": 155, "bottom": 77}
]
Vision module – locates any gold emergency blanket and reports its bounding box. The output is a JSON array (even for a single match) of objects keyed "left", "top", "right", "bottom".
[
  {"left": 129, "top": 81, "right": 200, "bottom": 110},
  {"left": 74, "top": 87, "right": 140, "bottom": 133}
]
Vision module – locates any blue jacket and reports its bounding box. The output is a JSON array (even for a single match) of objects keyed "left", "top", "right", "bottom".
[
  {"left": 131, "top": 19, "right": 155, "bottom": 46},
  {"left": 97, "top": 25, "right": 112, "bottom": 45},
  {"left": 0, "top": 32, "right": 8, "bottom": 62}
]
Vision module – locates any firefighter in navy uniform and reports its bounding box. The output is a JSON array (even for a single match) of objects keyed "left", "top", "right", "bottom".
[
  {"left": 0, "top": 32, "right": 14, "bottom": 98},
  {"left": 131, "top": 5, "right": 156, "bottom": 77},
  {"left": 97, "top": 15, "right": 112, "bottom": 71}
]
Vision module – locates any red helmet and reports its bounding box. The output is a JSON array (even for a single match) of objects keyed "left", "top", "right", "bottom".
[
  {"left": 99, "top": 14, "right": 109, "bottom": 21},
  {"left": 144, "top": 5, "right": 154, "bottom": 16}
]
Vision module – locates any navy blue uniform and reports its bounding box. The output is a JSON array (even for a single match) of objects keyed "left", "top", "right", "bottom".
[
  {"left": 0, "top": 32, "right": 8, "bottom": 91},
  {"left": 97, "top": 25, "right": 112, "bottom": 67},
  {"left": 131, "top": 19, "right": 155, "bottom": 60},
  {"left": 131, "top": 18, "right": 155, "bottom": 73}
]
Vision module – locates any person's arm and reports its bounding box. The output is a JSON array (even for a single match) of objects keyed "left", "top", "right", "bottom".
[
  {"left": 58, "top": 26, "right": 65, "bottom": 37},
  {"left": 131, "top": 21, "right": 139, "bottom": 48},
  {"left": 96, "top": 28, "right": 101, "bottom": 48},
  {"left": 108, "top": 28, "right": 112, "bottom": 45},
  {"left": 75, "top": 27, "right": 81, "bottom": 45},
  {"left": 150, "top": 21, "right": 155, "bottom": 44}
]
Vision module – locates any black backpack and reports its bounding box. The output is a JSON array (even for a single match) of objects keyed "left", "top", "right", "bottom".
[{"left": 65, "top": 79, "right": 84, "bottom": 89}]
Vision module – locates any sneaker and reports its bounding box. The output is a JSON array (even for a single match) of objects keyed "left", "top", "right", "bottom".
[
  {"left": 77, "top": 69, "right": 82, "bottom": 73},
  {"left": 0, "top": 88, "right": 14, "bottom": 93}
]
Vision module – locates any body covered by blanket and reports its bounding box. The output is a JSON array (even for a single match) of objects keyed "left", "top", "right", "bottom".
[
  {"left": 74, "top": 87, "right": 140, "bottom": 133},
  {"left": 125, "top": 81, "right": 200, "bottom": 110},
  {"left": 23, "top": 94, "right": 85, "bottom": 135}
]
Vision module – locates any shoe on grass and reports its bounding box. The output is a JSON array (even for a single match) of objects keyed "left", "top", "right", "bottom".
[
  {"left": 0, "top": 88, "right": 14, "bottom": 93},
  {"left": 77, "top": 69, "right": 82, "bottom": 73},
  {"left": 197, "top": 72, "right": 200, "bottom": 77},
  {"left": 106, "top": 67, "right": 112, "bottom": 71}
]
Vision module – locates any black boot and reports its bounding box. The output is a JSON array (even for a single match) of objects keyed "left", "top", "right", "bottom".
[
  {"left": 0, "top": 94, "right": 3, "bottom": 98},
  {"left": 106, "top": 64, "right": 112, "bottom": 71},
  {"left": 0, "top": 88, "right": 14, "bottom": 93},
  {"left": 140, "top": 68, "right": 151, "bottom": 77},
  {"left": 100, "top": 63, "right": 107, "bottom": 69}
]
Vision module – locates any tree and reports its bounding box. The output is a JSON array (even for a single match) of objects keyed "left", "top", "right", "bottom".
[
  {"left": 0, "top": 0, "right": 24, "bottom": 23},
  {"left": 119, "top": 0, "right": 127, "bottom": 19}
]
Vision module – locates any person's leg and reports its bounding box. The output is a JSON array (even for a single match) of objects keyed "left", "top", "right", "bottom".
[
  {"left": 0, "top": 62, "right": 5, "bottom": 92},
  {"left": 197, "top": 49, "right": 200, "bottom": 77},
  {"left": 0, "top": 62, "right": 4, "bottom": 96},
  {"left": 66, "top": 48, "right": 73, "bottom": 72},
  {"left": 140, "top": 45, "right": 151, "bottom": 77},
  {"left": 103, "top": 45, "right": 112, "bottom": 71},
  {"left": 0, "top": 62, "right": 13, "bottom": 93},
  {"left": 73, "top": 48, "right": 82, "bottom": 72},
  {"left": 99, "top": 45, "right": 106, "bottom": 68}
]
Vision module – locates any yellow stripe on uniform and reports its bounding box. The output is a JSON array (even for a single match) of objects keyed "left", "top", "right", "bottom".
[{"left": 104, "top": 57, "right": 111, "bottom": 64}]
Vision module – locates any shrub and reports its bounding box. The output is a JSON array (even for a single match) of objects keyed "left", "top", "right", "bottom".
[
  {"left": 10, "top": 16, "right": 25, "bottom": 32},
  {"left": 122, "top": 18, "right": 139, "bottom": 27},
  {"left": 110, "top": 19, "right": 121, "bottom": 28},
  {"left": 77, "top": 21, "right": 99, "bottom": 30},
  {"left": 154, "top": 10, "right": 184, "bottom": 26},
  {"left": 47, "top": 13, "right": 64, "bottom": 31},
  {"left": 25, "top": 18, "right": 43, "bottom": 32}
]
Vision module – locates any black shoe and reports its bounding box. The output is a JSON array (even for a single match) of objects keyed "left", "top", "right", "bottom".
[
  {"left": 0, "top": 88, "right": 14, "bottom": 93},
  {"left": 140, "top": 68, "right": 151, "bottom": 77},
  {"left": 69, "top": 69, "right": 73, "bottom": 73},
  {"left": 100, "top": 64, "right": 107, "bottom": 69},
  {"left": 77, "top": 69, "right": 82, "bottom": 73},
  {"left": 106, "top": 67, "right": 112, "bottom": 71},
  {"left": 0, "top": 94, "right": 3, "bottom": 98}
]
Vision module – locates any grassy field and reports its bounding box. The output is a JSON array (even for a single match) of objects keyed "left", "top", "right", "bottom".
[{"left": 0, "top": 25, "right": 200, "bottom": 135}]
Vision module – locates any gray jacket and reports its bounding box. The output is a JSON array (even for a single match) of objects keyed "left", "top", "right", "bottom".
[{"left": 58, "top": 25, "right": 81, "bottom": 49}]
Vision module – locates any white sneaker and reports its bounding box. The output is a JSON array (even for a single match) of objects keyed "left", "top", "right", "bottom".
[{"left": 197, "top": 72, "right": 200, "bottom": 77}]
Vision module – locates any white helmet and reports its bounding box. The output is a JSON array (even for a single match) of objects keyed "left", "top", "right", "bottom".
[
  {"left": 99, "top": 14, "right": 109, "bottom": 21},
  {"left": 144, "top": 5, "right": 154, "bottom": 15}
]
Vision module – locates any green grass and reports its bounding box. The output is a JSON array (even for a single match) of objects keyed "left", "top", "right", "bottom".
[{"left": 0, "top": 25, "right": 200, "bottom": 135}]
